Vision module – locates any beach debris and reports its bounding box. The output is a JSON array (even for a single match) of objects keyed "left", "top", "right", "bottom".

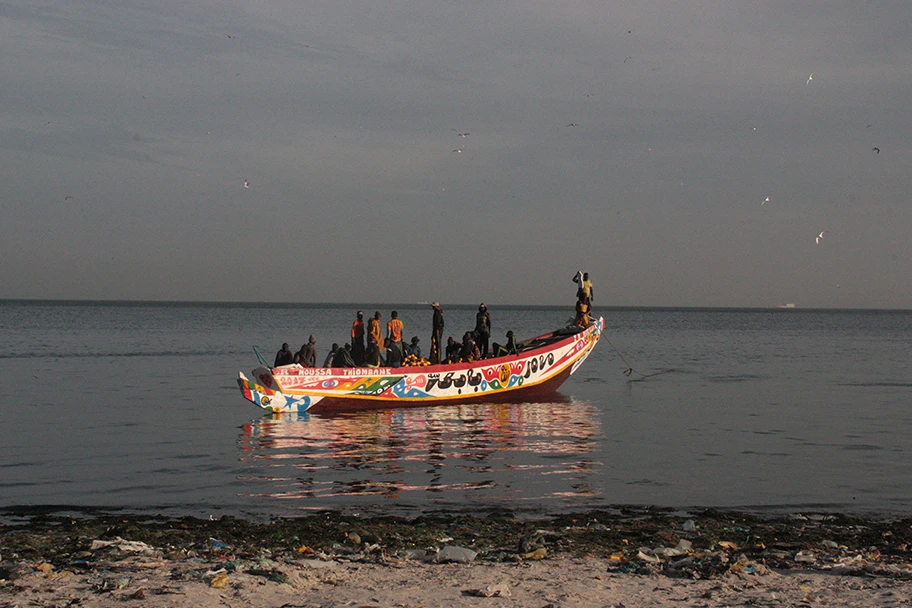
[
  {"left": 465, "top": 582, "right": 512, "bottom": 597},
  {"left": 728, "top": 554, "right": 769, "bottom": 576},
  {"left": 89, "top": 536, "right": 160, "bottom": 556},
  {"left": 638, "top": 539, "right": 693, "bottom": 561},
  {"left": 245, "top": 567, "right": 290, "bottom": 584},
  {"left": 399, "top": 545, "right": 478, "bottom": 564},
  {"left": 2, "top": 508, "right": 912, "bottom": 598},
  {"left": 401, "top": 549, "right": 434, "bottom": 562},
  {"left": 0, "top": 562, "right": 34, "bottom": 581},
  {"left": 435, "top": 546, "right": 478, "bottom": 564},
  {"left": 794, "top": 550, "right": 817, "bottom": 563},
  {"left": 209, "top": 572, "right": 230, "bottom": 588},
  {"left": 518, "top": 529, "right": 548, "bottom": 553},
  {"left": 295, "top": 558, "right": 340, "bottom": 569}
]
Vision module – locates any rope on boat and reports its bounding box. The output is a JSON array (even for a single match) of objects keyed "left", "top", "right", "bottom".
[{"left": 603, "top": 336, "right": 658, "bottom": 379}]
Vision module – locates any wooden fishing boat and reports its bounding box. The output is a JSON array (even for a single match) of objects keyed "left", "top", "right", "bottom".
[{"left": 237, "top": 317, "right": 603, "bottom": 413}]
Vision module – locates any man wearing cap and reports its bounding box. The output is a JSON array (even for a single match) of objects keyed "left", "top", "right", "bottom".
[{"left": 430, "top": 302, "right": 445, "bottom": 364}]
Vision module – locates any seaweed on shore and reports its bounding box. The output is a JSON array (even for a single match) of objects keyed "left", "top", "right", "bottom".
[{"left": 2, "top": 507, "right": 911, "bottom": 580}]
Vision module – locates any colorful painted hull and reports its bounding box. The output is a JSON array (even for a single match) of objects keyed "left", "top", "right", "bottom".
[{"left": 238, "top": 317, "right": 603, "bottom": 413}]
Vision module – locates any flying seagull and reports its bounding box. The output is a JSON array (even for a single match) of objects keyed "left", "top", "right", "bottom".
[
  {"left": 762, "top": 196, "right": 770, "bottom": 205},
  {"left": 806, "top": 73, "right": 814, "bottom": 85},
  {"left": 244, "top": 179, "right": 249, "bottom": 188},
  {"left": 816, "top": 230, "right": 827, "bottom": 244},
  {"left": 873, "top": 147, "right": 880, "bottom": 154},
  {"left": 64, "top": 195, "right": 73, "bottom": 200},
  {"left": 452, "top": 149, "right": 462, "bottom": 153},
  {"left": 457, "top": 133, "right": 470, "bottom": 137}
]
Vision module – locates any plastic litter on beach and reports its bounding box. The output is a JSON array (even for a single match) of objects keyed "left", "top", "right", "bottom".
[{"left": 2, "top": 507, "right": 912, "bottom": 608}]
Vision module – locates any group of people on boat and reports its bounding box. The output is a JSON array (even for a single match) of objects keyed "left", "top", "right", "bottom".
[
  {"left": 429, "top": 301, "right": 503, "bottom": 365},
  {"left": 273, "top": 302, "right": 518, "bottom": 369},
  {"left": 273, "top": 275, "right": 594, "bottom": 370},
  {"left": 347, "top": 309, "right": 425, "bottom": 368}
]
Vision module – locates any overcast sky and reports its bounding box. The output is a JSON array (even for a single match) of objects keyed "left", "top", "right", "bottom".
[{"left": 1, "top": 1, "right": 909, "bottom": 307}]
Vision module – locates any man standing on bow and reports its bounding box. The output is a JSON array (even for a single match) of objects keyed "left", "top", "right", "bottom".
[{"left": 430, "top": 302, "right": 445, "bottom": 364}]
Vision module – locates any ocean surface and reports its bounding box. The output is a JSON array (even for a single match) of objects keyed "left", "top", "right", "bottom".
[{"left": 1, "top": 301, "right": 910, "bottom": 520}]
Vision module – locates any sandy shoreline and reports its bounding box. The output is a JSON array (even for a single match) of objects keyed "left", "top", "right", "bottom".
[{"left": 3, "top": 509, "right": 911, "bottom": 606}]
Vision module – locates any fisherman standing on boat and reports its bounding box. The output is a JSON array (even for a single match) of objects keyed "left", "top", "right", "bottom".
[
  {"left": 368, "top": 311, "right": 383, "bottom": 353},
  {"left": 387, "top": 310, "right": 404, "bottom": 353},
  {"left": 574, "top": 294, "right": 592, "bottom": 327},
  {"left": 573, "top": 271, "right": 594, "bottom": 303},
  {"left": 365, "top": 338, "right": 383, "bottom": 367},
  {"left": 274, "top": 342, "right": 293, "bottom": 367},
  {"left": 474, "top": 303, "right": 492, "bottom": 358},
  {"left": 351, "top": 311, "right": 366, "bottom": 366},
  {"left": 430, "top": 302, "right": 445, "bottom": 364}
]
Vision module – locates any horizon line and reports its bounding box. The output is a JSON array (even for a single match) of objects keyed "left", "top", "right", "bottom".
[{"left": 0, "top": 298, "right": 909, "bottom": 313}]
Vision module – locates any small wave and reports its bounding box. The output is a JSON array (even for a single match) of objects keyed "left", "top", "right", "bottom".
[
  {"left": 706, "top": 374, "right": 771, "bottom": 383},
  {"left": 625, "top": 478, "right": 668, "bottom": 487},
  {"left": 836, "top": 382, "right": 912, "bottom": 388}
]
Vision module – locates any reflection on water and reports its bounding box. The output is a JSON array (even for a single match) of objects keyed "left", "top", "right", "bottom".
[{"left": 238, "top": 400, "right": 601, "bottom": 514}]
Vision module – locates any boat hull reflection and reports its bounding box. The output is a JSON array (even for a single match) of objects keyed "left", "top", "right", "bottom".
[{"left": 238, "top": 399, "right": 601, "bottom": 514}]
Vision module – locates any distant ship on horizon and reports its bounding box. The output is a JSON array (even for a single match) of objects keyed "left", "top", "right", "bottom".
[{"left": 777, "top": 303, "right": 796, "bottom": 309}]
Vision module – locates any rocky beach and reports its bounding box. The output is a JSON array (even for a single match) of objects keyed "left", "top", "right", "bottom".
[{"left": 3, "top": 508, "right": 911, "bottom": 607}]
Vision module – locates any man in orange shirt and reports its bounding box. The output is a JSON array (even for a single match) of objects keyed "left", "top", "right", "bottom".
[
  {"left": 350, "top": 311, "right": 365, "bottom": 365},
  {"left": 386, "top": 310, "right": 405, "bottom": 368},
  {"left": 387, "top": 310, "right": 404, "bottom": 342},
  {"left": 368, "top": 311, "right": 383, "bottom": 353}
]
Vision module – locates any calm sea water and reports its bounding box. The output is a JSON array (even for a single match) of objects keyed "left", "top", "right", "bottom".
[{"left": 1, "top": 301, "right": 910, "bottom": 520}]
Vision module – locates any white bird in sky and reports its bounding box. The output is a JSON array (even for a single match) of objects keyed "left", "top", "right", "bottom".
[
  {"left": 762, "top": 196, "right": 770, "bottom": 205},
  {"left": 816, "top": 230, "right": 827, "bottom": 244},
  {"left": 806, "top": 73, "right": 814, "bottom": 85},
  {"left": 244, "top": 179, "right": 249, "bottom": 188}
]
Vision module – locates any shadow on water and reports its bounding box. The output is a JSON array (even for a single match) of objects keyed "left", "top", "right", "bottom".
[{"left": 236, "top": 399, "right": 604, "bottom": 515}]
